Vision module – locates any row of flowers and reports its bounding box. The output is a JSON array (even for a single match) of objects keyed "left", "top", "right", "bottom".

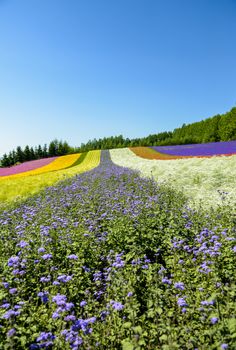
[{"left": 0, "top": 154, "right": 81, "bottom": 179}]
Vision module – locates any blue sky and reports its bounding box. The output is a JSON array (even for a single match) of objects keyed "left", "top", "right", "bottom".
[{"left": 0, "top": 0, "right": 236, "bottom": 155}]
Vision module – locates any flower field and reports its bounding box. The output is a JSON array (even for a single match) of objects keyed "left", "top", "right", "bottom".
[
  {"left": 130, "top": 147, "right": 187, "bottom": 160},
  {"left": 152, "top": 141, "right": 236, "bottom": 157},
  {"left": 0, "top": 154, "right": 81, "bottom": 180},
  {"left": 110, "top": 148, "right": 236, "bottom": 208},
  {"left": 0, "top": 157, "right": 58, "bottom": 177},
  {"left": 0, "top": 150, "right": 236, "bottom": 349},
  {"left": 0, "top": 151, "right": 100, "bottom": 205}
]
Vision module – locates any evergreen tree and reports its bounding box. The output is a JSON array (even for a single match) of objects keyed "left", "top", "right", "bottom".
[
  {"left": 48, "top": 139, "right": 58, "bottom": 156},
  {"left": 16, "top": 146, "right": 25, "bottom": 163},
  {"left": 24, "top": 145, "right": 31, "bottom": 161},
  {"left": 1, "top": 153, "right": 10, "bottom": 167},
  {"left": 30, "top": 147, "right": 36, "bottom": 160},
  {"left": 43, "top": 144, "right": 48, "bottom": 158}
]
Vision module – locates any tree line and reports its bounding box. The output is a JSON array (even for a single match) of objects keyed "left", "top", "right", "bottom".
[
  {"left": 76, "top": 107, "right": 236, "bottom": 151},
  {"left": 1, "top": 106, "right": 236, "bottom": 167},
  {"left": 0, "top": 140, "right": 74, "bottom": 167}
]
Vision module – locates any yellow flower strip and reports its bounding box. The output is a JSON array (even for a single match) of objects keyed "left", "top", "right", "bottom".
[
  {"left": 0, "top": 154, "right": 81, "bottom": 180},
  {"left": 0, "top": 150, "right": 100, "bottom": 205}
]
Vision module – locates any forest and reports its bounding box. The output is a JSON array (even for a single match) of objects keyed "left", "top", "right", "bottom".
[{"left": 1, "top": 106, "right": 236, "bottom": 167}]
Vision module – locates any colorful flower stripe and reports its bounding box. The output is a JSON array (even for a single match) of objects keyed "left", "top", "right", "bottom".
[
  {"left": 0, "top": 150, "right": 101, "bottom": 204},
  {"left": 0, "top": 157, "right": 58, "bottom": 177},
  {"left": 130, "top": 146, "right": 235, "bottom": 160},
  {"left": 0, "top": 154, "right": 81, "bottom": 180},
  {"left": 130, "top": 147, "right": 186, "bottom": 160},
  {"left": 151, "top": 140, "right": 236, "bottom": 157}
]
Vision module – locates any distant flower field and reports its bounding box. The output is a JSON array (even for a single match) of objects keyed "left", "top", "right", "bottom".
[
  {"left": 0, "top": 151, "right": 100, "bottom": 204},
  {"left": 0, "top": 157, "right": 58, "bottom": 176},
  {"left": 110, "top": 148, "right": 236, "bottom": 207},
  {"left": 152, "top": 140, "right": 236, "bottom": 157},
  {"left": 0, "top": 154, "right": 81, "bottom": 179}
]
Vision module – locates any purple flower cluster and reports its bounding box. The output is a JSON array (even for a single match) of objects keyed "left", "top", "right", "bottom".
[{"left": 151, "top": 140, "right": 236, "bottom": 157}]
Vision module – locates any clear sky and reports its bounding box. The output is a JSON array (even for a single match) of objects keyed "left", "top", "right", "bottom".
[{"left": 0, "top": 0, "right": 236, "bottom": 155}]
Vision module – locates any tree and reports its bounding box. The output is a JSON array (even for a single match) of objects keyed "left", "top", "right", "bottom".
[
  {"left": 16, "top": 146, "right": 25, "bottom": 163},
  {"left": 24, "top": 145, "right": 31, "bottom": 161},
  {"left": 48, "top": 140, "right": 58, "bottom": 156}
]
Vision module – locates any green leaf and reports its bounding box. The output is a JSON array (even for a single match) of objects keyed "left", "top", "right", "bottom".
[{"left": 122, "top": 339, "right": 135, "bottom": 350}]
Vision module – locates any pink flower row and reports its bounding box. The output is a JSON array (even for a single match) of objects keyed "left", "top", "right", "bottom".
[{"left": 0, "top": 157, "right": 58, "bottom": 177}]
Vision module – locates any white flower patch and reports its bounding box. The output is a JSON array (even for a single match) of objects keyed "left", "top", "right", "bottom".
[{"left": 110, "top": 148, "right": 236, "bottom": 208}]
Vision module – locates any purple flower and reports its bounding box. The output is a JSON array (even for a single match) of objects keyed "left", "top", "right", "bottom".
[
  {"left": 52, "top": 312, "right": 60, "bottom": 319},
  {"left": 41, "top": 254, "right": 53, "bottom": 260},
  {"left": 221, "top": 344, "right": 228, "bottom": 349},
  {"left": 38, "top": 291, "right": 49, "bottom": 303},
  {"left": 37, "top": 332, "right": 55, "bottom": 342},
  {"left": 0, "top": 303, "right": 10, "bottom": 309},
  {"left": 174, "top": 282, "right": 185, "bottom": 290},
  {"left": 142, "top": 264, "right": 149, "bottom": 269},
  {"left": 64, "top": 315, "right": 76, "bottom": 322},
  {"left": 67, "top": 254, "right": 78, "bottom": 260},
  {"left": 17, "top": 240, "right": 28, "bottom": 248},
  {"left": 38, "top": 247, "right": 46, "bottom": 254},
  {"left": 53, "top": 281, "right": 60, "bottom": 285},
  {"left": 177, "top": 297, "right": 188, "bottom": 307},
  {"left": 232, "top": 246, "right": 236, "bottom": 253},
  {"left": 110, "top": 300, "right": 124, "bottom": 311},
  {"left": 162, "top": 277, "right": 172, "bottom": 285},
  {"left": 57, "top": 275, "right": 73, "bottom": 283},
  {"left": 8, "top": 256, "right": 20, "bottom": 267},
  {"left": 210, "top": 317, "right": 218, "bottom": 324},
  {"left": 2, "top": 310, "right": 20, "bottom": 319},
  {"left": 40, "top": 276, "right": 51, "bottom": 283},
  {"left": 127, "top": 292, "right": 133, "bottom": 297},
  {"left": 52, "top": 294, "right": 67, "bottom": 306},
  {"left": 80, "top": 301, "right": 87, "bottom": 307},
  {"left": 9, "top": 288, "right": 17, "bottom": 295},
  {"left": 2, "top": 282, "right": 9, "bottom": 289},
  {"left": 7, "top": 328, "right": 16, "bottom": 337}
]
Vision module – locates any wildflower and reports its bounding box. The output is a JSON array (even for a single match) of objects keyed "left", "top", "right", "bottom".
[
  {"left": 64, "top": 315, "right": 76, "bottom": 322},
  {"left": 52, "top": 294, "right": 67, "bottom": 306},
  {"left": 162, "top": 277, "right": 172, "bottom": 285},
  {"left": 9, "top": 288, "right": 17, "bottom": 295},
  {"left": 210, "top": 317, "right": 218, "bottom": 324},
  {"left": 80, "top": 301, "right": 87, "bottom": 307},
  {"left": 127, "top": 292, "right": 133, "bottom": 297},
  {"left": 7, "top": 328, "right": 16, "bottom": 337},
  {"left": 57, "top": 275, "right": 73, "bottom": 283},
  {"left": 2, "top": 310, "right": 20, "bottom": 319},
  {"left": 38, "top": 291, "right": 49, "bottom": 303},
  {"left": 37, "top": 332, "right": 55, "bottom": 342},
  {"left": 142, "top": 264, "right": 149, "bottom": 269},
  {"left": 67, "top": 254, "right": 78, "bottom": 260},
  {"left": 41, "top": 254, "right": 53, "bottom": 260},
  {"left": 40, "top": 276, "right": 51, "bottom": 283},
  {"left": 177, "top": 297, "right": 188, "bottom": 307},
  {"left": 110, "top": 300, "right": 124, "bottom": 311},
  {"left": 38, "top": 247, "right": 45, "bottom": 254},
  {"left": 174, "top": 282, "right": 185, "bottom": 290},
  {"left": 0, "top": 303, "right": 10, "bottom": 309},
  {"left": 221, "top": 344, "right": 228, "bottom": 349},
  {"left": 8, "top": 256, "right": 20, "bottom": 267},
  {"left": 17, "top": 240, "right": 28, "bottom": 248}
]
